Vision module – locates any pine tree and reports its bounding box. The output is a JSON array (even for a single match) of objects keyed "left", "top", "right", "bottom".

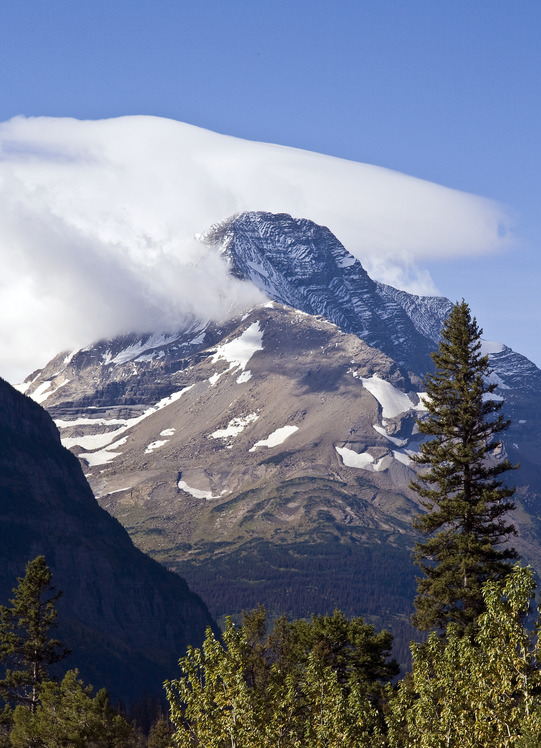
[
  {"left": 0, "top": 556, "right": 70, "bottom": 712},
  {"left": 410, "top": 300, "right": 518, "bottom": 635},
  {"left": 9, "top": 669, "right": 136, "bottom": 747}
]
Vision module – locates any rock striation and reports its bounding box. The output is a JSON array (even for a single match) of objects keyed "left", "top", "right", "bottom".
[{"left": 204, "top": 212, "right": 441, "bottom": 374}]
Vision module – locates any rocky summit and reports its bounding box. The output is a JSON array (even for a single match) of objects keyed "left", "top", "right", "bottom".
[{"left": 20, "top": 212, "right": 541, "bottom": 659}]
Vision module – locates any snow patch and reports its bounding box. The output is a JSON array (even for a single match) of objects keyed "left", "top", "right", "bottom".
[
  {"left": 486, "top": 371, "right": 510, "bottom": 390},
  {"left": 31, "top": 378, "right": 70, "bottom": 404},
  {"left": 135, "top": 350, "right": 165, "bottom": 362},
  {"left": 360, "top": 375, "right": 418, "bottom": 418},
  {"left": 211, "top": 413, "right": 259, "bottom": 440},
  {"left": 14, "top": 381, "right": 31, "bottom": 394},
  {"left": 145, "top": 439, "right": 169, "bottom": 453},
  {"left": 177, "top": 480, "right": 224, "bottom": 501},
  {"left": 483, "top": 392, "right": 504, "bottom": 403},
  {"left": 480, "top": 340, "right": 505, "bottom": 355},
  {"left": 108, "top": 333, "right": 180, "bottom": 365},
  {"left": 392, "top": 450, "right": 413, "bottom": 466},
  {"left": 336, "top": 254, "right": 356, "bottom": 268},
  {"left": 80, "top": 436, "right": 128, "bottom": 467},
  {"left": 335, "top": 446, "right": 388, "bottom": 471},
  {"left": 249, "top": 425, "right": 298, "bottom": 451},
  {"left": 209, "top": 322, "right": 263, "bottom": 386},
  {"left": 416, "top": 393, "right": 430, "bottom": 410},
  {"left": 372, "top": 423, "right": 408, "bottom": 447},
  {"left": 62, "top": 428, "right": 126, "bottom": 451},
  {"left": 160, "top": 428, "right": 176, "bottom": 436},
  {"left": 56, "top": 416, "right": 131, "bottom": 428},
  {"left": 237, "top": 370, "right": 252, "bottom": 384},
  {"left": 59, "top": 386, "right": 193, "bottom": 450}
]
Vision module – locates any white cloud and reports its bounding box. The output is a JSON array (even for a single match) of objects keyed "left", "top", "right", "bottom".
[{"left": 0, "top": 115, "right": 512, "bottom": 382}]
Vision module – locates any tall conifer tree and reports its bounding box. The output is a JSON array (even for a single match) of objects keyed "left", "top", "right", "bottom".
[
  {"left": 410, "top": 300, "right": 518, "bottom": 635},
  {"left": 0, "top": 556, "right": 70, "bottom": 713}
]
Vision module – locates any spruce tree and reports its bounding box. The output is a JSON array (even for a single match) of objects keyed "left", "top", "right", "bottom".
[
  {"left": 410, "top": 300, "right": 518, "bottom": 635},
  {"left": 0, "top": 556, "right": 70, "bottom": 712}
]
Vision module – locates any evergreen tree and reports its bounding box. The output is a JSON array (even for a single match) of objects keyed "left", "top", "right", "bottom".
[
  {"left": 9, "top": 669, "right": 137, "bottom": 747},
  {"left": 410, "top": 300, "right": 518, "bottom": 634},
  {"left": 147, "top": 715, "right": 176, "bottom": 748},
  {"left": 0, "top": 556, "right": 70, "bottom": 713},
  {"left": 291, "top": 608, "right": 399, "bottom": 690}
]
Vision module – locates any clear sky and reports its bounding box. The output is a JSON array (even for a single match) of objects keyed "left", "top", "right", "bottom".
[{"left": 1, "top": 0, "right": 540, "bottom": 368}]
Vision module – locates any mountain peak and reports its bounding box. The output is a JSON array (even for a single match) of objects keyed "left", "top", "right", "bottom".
[{"left": 205, "top": 211, "right": 440, "bottom": 374}]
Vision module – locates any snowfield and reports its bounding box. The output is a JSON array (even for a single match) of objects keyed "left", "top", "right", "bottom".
[
  {"left": 58, "top": 386, "right": 194, "bottom": 462},
  {"left": 249, "top": 425, "right": 299, "bottom": 451},
  {"left": 210, "top": 413, "right": 259, "bottom": 440},
  {"left": 209, "top": 322, "right": 263, "bottom": 386},
  {"left": 335, "top": 446, "right": 389, "bottom": 472},
  {"left": 360, "top": 374, "right": 419, "bottom": 418},
  {"left": 177, "top": 480, "right": 224, "bottom": 501}
]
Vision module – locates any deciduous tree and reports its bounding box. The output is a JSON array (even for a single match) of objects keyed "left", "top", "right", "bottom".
[
  {"left": 388, "top": 565, "right": 541, "bottom": 747},
  {"left": 165, "top": 610, "right": 392, "bottom": 747}
]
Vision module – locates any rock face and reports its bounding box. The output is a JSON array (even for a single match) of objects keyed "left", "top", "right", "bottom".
[
  {"left": 0, "top": 376, "right": 215, "bottom": 705},
  {"left": 205, "top": 212, "right": 443, "bottom": 374},
  {"left": 19, "top": 212, "right": 541, "bottom": 660}
]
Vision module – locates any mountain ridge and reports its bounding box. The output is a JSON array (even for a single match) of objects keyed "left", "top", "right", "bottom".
[{"left": 17, "top": 212, "right": 541, "bottom": 659}]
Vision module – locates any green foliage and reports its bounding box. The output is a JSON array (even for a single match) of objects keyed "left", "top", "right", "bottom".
[
  {"left": 166, "top": 621, "right": 260, "bottom": 747},
  {"left": 290, "top": 608, "right": 399, "bottom": 689},
  {"left": 147, "top": 715, "right": 176, "bottom": 748},
  {"left": 410, "top": 300, "right": 518, "bottom": 634},
  {"left": 388, "top": 565, "right": 541, "bottom": 747},
  {"left": 165, "top": 609, "right": 394, "bottom": 747},
  {"left": 9, "top": 668, "right": 136, "bottom": 747},
  {"left": 0, "top": 558, "right": 139, "bottom": 746},
  {"left": 0, "top": 557, "right": 70, "bottom": 712}
]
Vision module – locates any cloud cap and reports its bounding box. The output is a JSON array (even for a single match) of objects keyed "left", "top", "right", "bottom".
[{"left": 0, "top": 115, "right": 511, "bottom": 382}]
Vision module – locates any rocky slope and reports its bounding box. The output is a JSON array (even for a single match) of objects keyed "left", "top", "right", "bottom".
[
  {"left": 0, "top": 376, "right": 215, "bottom": 705},
  {"left": 19, "top": 212, "right": 541, "bottom": 659}
]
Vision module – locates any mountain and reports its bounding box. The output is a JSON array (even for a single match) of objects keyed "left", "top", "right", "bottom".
[
  {"left": 0, "top": 375, "right": 215, "bottom": 705},
  {"left": 20, "top": 212, "right": 541, "bottom": 660},
  {"left": 204, "top": 212, "right": 446, "bottom": 374}
]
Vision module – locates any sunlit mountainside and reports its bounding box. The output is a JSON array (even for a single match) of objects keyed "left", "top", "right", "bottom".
[{"left": 20, "top": 212, "right": 541, "bottom": 661}]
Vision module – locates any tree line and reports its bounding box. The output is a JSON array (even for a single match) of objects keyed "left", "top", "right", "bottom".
[{"left": 1, "top": 301, "right": 539, "bottom": 746}]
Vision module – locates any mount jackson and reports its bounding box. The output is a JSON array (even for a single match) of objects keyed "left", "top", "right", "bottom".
[{"left": 20, "top": 212, "right": 541, "bottom": 653}]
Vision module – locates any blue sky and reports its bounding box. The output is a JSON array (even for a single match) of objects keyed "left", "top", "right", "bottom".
[{"left": 1, "top": 0, "right": 540, "bottom": 367}]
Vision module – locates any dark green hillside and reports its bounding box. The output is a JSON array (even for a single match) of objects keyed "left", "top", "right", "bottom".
[{"left": 0, "top": 376, "right": 215, "bottom": 705}]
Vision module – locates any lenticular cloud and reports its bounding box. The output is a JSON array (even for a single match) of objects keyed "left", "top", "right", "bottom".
[{"left": 0, "top": 115, "right": 511, "bottom": 382}]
